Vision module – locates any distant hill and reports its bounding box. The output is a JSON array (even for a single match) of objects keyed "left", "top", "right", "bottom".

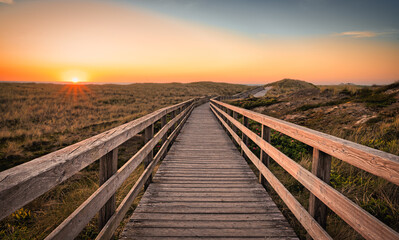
[{"left": 264, "top": 79, "right": 317, "bottom": 96}]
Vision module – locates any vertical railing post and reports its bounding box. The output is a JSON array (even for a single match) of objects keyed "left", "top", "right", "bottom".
[
  {"left": 170, "top": 111, "right": 176, "bottom": 133},
  {"left": 144, "top": 124, "right": 154, "bottom": 189},
  {"left": 161, "top": 115, "right": 167, "bottom": 158},
  {"left": 259, "top": 125, "right": 270, "bottom": 187},
  {"left": 241, "top": 116, "right": 249, "bottom": 156},
  {"left": 227, "top": 109, "right": 233, "bottom": 127},
  {"left": 161, "top": 115, "right": 167, "bottom": 143},
  {"left": 308, "top": 148, "right": 331, "bottom": 234},
  {"left": 232, "top": 112, "right": 238, "bottom": 134},
  {"left": 99, "top": 148, "right": 118, "bottom": 231}
]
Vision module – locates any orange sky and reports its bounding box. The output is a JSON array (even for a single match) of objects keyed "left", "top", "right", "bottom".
[{"left": 0, "top": 0, "right": 398, "bottom": 85}]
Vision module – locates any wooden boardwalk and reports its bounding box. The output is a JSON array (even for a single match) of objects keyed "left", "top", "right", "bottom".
[{"left": 120, "top": 103, "right": 298, "bottom": 239}]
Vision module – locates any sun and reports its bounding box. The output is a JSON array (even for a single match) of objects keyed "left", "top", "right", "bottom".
[{"left": 71, "top": 77, "right": 79, "bottom": 84}]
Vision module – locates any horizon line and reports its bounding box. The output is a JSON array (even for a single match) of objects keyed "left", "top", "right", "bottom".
[{"left": 0, "top": 80, "right": 395, "bottom": 86}]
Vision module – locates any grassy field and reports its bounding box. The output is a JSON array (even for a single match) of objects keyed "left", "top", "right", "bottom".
[
  {"left": 0, "top": 81, "right": 251, "bottom": 239},
  {"left": 227, "top": 81, "right": 399, "bottom": 239}
]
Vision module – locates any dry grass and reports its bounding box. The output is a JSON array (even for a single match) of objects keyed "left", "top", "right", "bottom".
[
  {"left": 0, "top": 81, "right": 251, "bottom": 239},
  {"left": 0, "top": 82, "right": 250, "bottom": 171}
]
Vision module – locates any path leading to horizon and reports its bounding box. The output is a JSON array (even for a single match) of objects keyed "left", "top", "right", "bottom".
[{"left": 120, "top": 103, "right": 298, "bottom": 239}]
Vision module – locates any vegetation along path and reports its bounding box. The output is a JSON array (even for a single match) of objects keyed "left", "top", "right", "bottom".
[{"left": 120, "top": 103, "right": 298, "bottom": 239}]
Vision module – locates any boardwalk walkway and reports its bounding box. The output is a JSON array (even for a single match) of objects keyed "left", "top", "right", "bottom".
[{"left": 120, "top": 103, "right": 298, "bottom": 239}]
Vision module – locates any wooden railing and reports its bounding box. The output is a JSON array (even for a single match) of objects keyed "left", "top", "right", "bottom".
[
  {"left": 0, "top": 97, "right": 208, "bottom": 240},
  {"left": 210, "top": 98, "right": 399, "bottom": 240}
]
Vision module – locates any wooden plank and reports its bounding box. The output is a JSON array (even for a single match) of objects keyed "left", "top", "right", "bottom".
[
  {"left": 98, "top": 148, "right": 118, "bottom": 231},
  {"left": 0, "top": 98, "right": 195, "bottom": 220},
  {"left": 211, "top": 102, "right": 399, "bottom": 240},
  {"left": 124, "top": 220, "right": 292, "bottom": 229},
  {"left": 121, "top": 227, "right": 297, "bottom": 238},
  {"left": 211, "top": 99, "right": 399, "bottom": 186},
  {"left": 129, "top": 213, "right": 287, "bottom": 221},
  {"left": 137, "top": 201, "right": 277, "bottom": 208}
]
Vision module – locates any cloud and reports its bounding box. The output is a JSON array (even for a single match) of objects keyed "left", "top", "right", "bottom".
[
  {"left": 0, "top": 0, "right": 13, "bottom": 4},
  {"left": 335, "top": 31, "right": 379, "bottom": 38}
]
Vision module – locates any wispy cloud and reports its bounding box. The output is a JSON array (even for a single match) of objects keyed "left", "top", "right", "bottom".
[
  {"left": 335, "top": 31, "right": 379, "bottom": 38},
  {"left": 0, "top": 0, "right": 14, "bottom": 4},
  {"left": 334, "top": 30, "right": 399, "bottom": 38}
]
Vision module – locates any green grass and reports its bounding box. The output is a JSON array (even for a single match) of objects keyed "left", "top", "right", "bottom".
[{"left": 228, "top": 97, "right": 279, "bottom": 109}]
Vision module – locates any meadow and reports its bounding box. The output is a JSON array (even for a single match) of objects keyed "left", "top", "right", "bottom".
[
  {"left": 0, "top": 82, "right": 250, "bottom": 239},
  {"left": 227, "top": 81, "right": 399, "bottom": 239}
]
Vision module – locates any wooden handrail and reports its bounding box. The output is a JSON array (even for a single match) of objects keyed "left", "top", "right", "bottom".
[
  {"left": 0, "top": 97, "right": 206, "bottom": 237},
  {"left": 212, "top": 99, "right": 399, "bottom": 186},
  {"left": 45, "top": 101, "right": 196, "bottom": 240},
  {"left": 210, "top": 99, "right": 399, "bottom": 240}
]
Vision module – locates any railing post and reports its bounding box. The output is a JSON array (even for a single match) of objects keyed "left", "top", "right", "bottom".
[
  {"left": 144, "top": 124, "right": 154, "bottom": 189},
  {"left": 308, "top": 148, "right": 331, "bottom": 233},
  {"left": 232, "top": 112, "right": 238, "bottom": 133},
  {"left": 259, "top": 125, "right": 270, "bottom": 187},
  {"left": 241, "top": 116, "right": 249, "bottom": 156},
  {"left": 161, "top": 115, "right": 167, "bottom": 158},
  {"left": 99, "top": 148, "right": 118, "bottom": 231},
  {"left": 227, "top": 109, "right": 233, "bottom": 127},
  {"left": 170, "top": 111, "right": 176, "bottom": 132},
  {"left": 161, "top": 115, "right": 167, "bottom": 143}
]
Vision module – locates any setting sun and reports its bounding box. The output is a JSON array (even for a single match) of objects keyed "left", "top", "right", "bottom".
[{"left": 71, "top": 77, "right": 79, "bottom": 83}]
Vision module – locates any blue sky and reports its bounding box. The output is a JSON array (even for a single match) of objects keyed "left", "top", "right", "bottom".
[{"left": 124, "top": 0, "right": 399, "bottom": 40}]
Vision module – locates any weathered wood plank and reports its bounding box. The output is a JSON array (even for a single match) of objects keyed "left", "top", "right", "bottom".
[
  {"left": 121, "top": 227, "right": 298, "bottom": 238},
  {"left": 125, "top": 220, "right": 292, "bottom": 229}
]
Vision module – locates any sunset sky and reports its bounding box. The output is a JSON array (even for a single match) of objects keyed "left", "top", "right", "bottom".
[{"left": 0, "top": 0, "right": 398, "bottom": 85}]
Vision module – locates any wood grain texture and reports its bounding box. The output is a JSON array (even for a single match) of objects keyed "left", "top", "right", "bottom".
[
  {"left": 121, "top": 103, "right": 298, "bottom": 240},
  {"left": 0, "top": 99, "right": 195, "bottom": 220},
  {"left": 308, "top": 149, "right": 331, "bottom": 230},
  {"left": 211, "top": 102, "right": 399, "bottom": 240},
  {"left": 211, "top": 99, "right": 399, "bottom": 186},
  {"left": 98, "top": 149, "right": 118, "bottom": 231}
]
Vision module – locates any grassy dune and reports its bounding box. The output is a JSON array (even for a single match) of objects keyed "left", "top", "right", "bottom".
[{"left": 0, "top": 81, "right": 251, "bottom": 239}]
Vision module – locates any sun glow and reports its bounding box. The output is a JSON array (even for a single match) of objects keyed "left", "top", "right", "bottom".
[{"left": 61, "top": 70, "right": 88, "bottom": 84}]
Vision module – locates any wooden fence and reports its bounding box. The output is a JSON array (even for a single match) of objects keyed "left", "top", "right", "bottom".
[
  {"left": 210, "top": 98, "right": 399, "bottom": 240},
  {"left": 0, "top": 97, "right": 207, "bottom": 240}
]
